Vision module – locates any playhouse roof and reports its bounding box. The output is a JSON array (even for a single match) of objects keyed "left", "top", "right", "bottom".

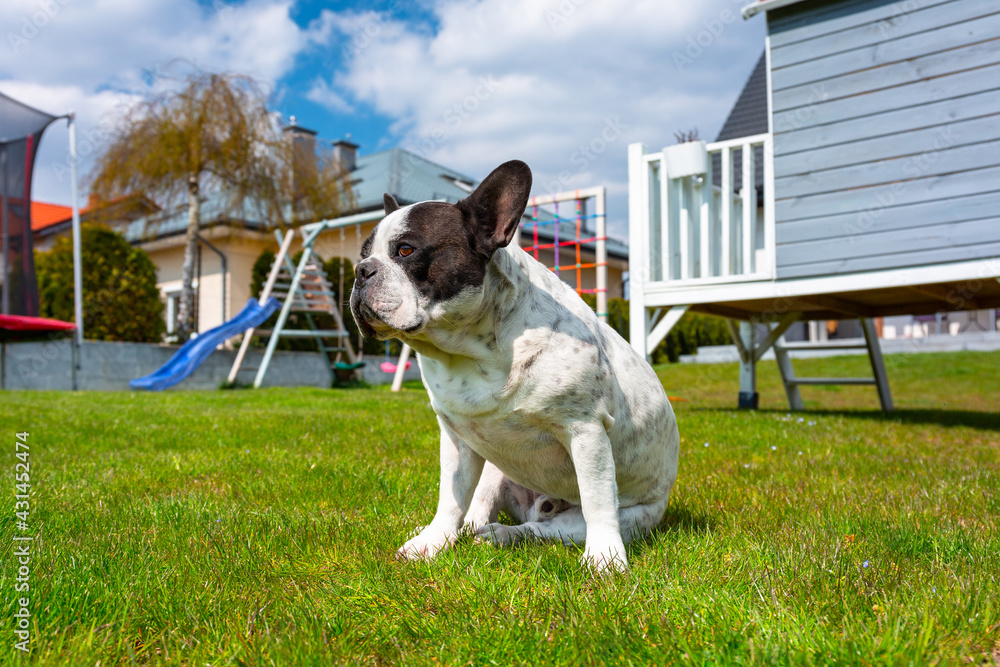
[{"left": 741, "top": 0, "right": 812, "bottom": 19}]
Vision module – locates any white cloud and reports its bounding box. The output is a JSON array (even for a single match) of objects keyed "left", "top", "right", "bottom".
[
  {"left": 1, "top": 0, "right": 303, "bottom": 90},
  {"left": 306, "top": 79, "right": 354, "bottom": 115},
  {"left": 1, "top": 0, "right": 766, "bottom": 241},
  {"left": 0, "top": 0, "right": 308, "bottom": 205},
  {"left": 314, "top": 0, "right": 765, "bottom": 239}
]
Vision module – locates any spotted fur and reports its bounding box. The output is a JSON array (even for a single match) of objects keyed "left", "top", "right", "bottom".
[{"left": 350, "top": 161, "right": 680, "bottom": 572}]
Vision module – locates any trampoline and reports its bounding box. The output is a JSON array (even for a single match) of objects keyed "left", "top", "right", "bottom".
[{"left": 0, "top": 314, "right": 77, "bottom": 389}]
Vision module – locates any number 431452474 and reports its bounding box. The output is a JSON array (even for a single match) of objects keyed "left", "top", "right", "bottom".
[{"left": 15, "top": 432, "right": 29, "bottom": 500}]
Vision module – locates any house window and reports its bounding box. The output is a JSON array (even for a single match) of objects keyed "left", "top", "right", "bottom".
[{"left": 165, "top": 291, "right": 180, "bottom": 334}]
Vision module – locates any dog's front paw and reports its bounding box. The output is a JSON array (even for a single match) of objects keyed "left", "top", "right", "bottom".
[
  {"left": 475, "top": 522, "right": 538, "bottom": 547},
  {"left": 397, "top": 526, "right": 456, "bottom": 561},
  {"left": 582, "top": 537, "right": 629, "bottom": 573}
]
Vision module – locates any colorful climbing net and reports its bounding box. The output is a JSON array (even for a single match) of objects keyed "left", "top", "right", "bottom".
[{"left": 515, "top": 187, "right": 608, "bottom": 321}]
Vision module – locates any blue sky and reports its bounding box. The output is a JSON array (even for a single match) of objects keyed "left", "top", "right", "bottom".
[{"left": 1, "top": 0, "right": 765, "bottom": 240}]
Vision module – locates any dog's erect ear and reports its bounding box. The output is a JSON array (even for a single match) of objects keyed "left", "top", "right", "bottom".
[
  {"left": 383, "top": 193, "right": 400, "bottom": 215},
  {"left": 461, "top": 160, "right": 532, "bottom": 258}
]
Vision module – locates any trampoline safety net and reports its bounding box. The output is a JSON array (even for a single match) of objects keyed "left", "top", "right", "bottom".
[{"left": 0, "top": 90, "right": 58, "bottom": 317}]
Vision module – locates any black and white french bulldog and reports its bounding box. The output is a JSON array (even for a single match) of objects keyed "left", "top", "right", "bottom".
[{"left": 350, "top": 160, "right": 679, "bottom": 572}]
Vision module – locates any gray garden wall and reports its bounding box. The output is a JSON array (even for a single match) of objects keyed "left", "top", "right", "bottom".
[{"left": 0, "top": 339, "right": 422, "bottom": 391}]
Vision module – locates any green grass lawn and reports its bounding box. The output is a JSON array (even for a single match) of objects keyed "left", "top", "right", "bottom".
[{"left": 2, "top": 350, "right": 998, "bottom": 665}]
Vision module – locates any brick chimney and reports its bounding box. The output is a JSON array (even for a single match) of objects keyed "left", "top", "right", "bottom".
[
  {"left": 283, "top": 116, "right": 318, "bottom": 214},
  {"left": 333, "top": 135, "right": 359, "bottom": 172}
]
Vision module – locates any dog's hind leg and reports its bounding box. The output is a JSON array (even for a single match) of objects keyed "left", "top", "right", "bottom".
[
  {"left": 462, "top": 461, "right": 538, "bottom": 530},
  {"left": 477, "top": 497, "right": 668, "bottom": 551}
]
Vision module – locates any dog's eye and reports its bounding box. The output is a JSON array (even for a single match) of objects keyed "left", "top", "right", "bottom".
[{"left": 398, "top": 244, "right": 414, "bottom": 257}]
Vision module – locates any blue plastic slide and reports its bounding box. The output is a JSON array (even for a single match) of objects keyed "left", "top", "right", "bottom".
[{"left": 130, "top": 297, "right": 281, "bottom": 391}]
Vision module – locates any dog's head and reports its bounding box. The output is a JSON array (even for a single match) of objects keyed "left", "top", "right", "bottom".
[{"left": 350, "top": 160, "right": 532, "bottom": 340}]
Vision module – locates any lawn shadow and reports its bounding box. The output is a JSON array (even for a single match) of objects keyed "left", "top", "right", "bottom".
[
  {"left": 688, "top": 407, "right": 1000, "bottom": 431},
  {"left": 826, "top": 408, "right": 1000, "bottom": 431},
  {"left": 625, "top": 505, "right": 715, "bottom": 560},
  {"left": 656, "top": 504, "right": 714, "bottom": 534}
]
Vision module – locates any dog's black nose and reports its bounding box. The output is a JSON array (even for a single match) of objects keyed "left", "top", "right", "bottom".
[{"left": 356, "top": 260, "right": 378, "bottom": 285}]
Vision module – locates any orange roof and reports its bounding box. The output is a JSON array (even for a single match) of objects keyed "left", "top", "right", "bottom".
[
  {"left": 4, "top": 194, "right": 157, "bottom": 233},
  {"left": 30, "top": 201, "right": 73, "bottom": 231}
]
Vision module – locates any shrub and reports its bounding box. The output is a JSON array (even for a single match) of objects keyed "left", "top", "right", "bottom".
[
  {"left": 35, "top": 224, "right": 165, "bottom": 342},
  {"left": 580, "top": 293, "right": 730, "bottom": 363}
]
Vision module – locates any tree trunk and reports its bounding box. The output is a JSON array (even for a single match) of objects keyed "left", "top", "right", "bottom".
[{"left": 175, "top": 175, "right": 200, "bottom": 341}]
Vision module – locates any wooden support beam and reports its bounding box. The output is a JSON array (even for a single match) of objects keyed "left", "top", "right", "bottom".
[
  {"left": 753, "top": 311, "right": 802, "bottom": 362},
  {"left": 795, "top": 294, "right": 875, "bottom": 318},
  {"left": 906, "top": 285, "right": 981, "bottom": 310},
  {"left": 725, "top": 319, "right": 750, "bottom": 364},
  {"left": 861, "top": 318, "right": 894, "bottom": 411},
  {"left": 786, "top": 377, "right": 876, "bottom": 386},
  {"left": 772, "top": 338, "right": 803, "bottom": 411},
  {"left": 647, "top": 305, "right": 689, "bottom": 353},
  {"left": 697, "top": 303, "right": 756, "bottom": 321}
]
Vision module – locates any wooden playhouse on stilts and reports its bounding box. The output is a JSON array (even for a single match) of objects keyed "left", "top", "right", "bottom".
[{"left": 628, "top": 0, "right": 1000, "bottom": 410}]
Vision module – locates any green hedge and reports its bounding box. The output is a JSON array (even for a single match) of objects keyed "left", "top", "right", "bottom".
[
  {"left": 580, "top": 294, "right": 730, "bottom": 363},
  {"left": 35, "top": 224, "right": 165, "bottom": 342}
]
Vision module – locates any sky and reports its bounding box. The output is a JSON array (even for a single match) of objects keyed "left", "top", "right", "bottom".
[{"left": 1, "top": 0, "right": 766, "bottom": 241}]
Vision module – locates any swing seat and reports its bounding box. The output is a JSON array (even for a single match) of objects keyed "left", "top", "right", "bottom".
[
  {"left": 381, "top": 360, "right": 412, "bottom": 374},
  {"left": 333, "top": 360, "right": 365, "bottom": 385},
  {"left": 334, "top": 361, "right": 365, "bottom": 371}
]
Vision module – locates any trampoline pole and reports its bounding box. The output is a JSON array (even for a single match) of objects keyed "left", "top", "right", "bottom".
[
  {"left": 2, "top": 146, "right": 8, "bottom": 316},
  {"left": 68, "top": 113, "right": 83, "bottom": 347}
]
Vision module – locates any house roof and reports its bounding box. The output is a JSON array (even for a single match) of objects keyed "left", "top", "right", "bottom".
[
  {"left": 716, "top": 51, "right": 768, "bottom": 142},
  {"left": 30, "top": 202, "right": 73, "bottom": 231},
  {"left": 68, "top": 146, "right": 628, "bottom": 261},
  {"left": 741, "top": 0, "right": 811, "bottom": 19},
  {"left": 31, "top": 194, "right": 160, "bottom": 239},
  {"left": 0, "top": 199, "right": 75, "bottom": 232},
  {"left": 118, "top": 147, "right": 480, "bottom": 243},
  {"left": 351, "top": 148, "right": 477, "bottom": 210},
  {"left": 713, "top": 50, "right": 768, "bottom": 190}
]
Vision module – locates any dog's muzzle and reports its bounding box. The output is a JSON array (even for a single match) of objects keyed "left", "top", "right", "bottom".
[{"left": 350, "top": 259, "right": 381, "bottom": 338}]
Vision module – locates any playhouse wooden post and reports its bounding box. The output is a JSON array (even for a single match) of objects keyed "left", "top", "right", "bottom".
[{"left": 737, "top": 320, "right": 758, "bottom": 409}]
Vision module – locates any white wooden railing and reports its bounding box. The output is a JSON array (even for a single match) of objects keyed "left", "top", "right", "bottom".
[
  {"left": 626, "top": 134, "right": 774, "bottom": 360},
  {"left": 627, "top": 133, "right": 774, "bottom": 285}
]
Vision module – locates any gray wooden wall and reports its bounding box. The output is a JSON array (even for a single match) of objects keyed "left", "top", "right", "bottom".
[{"left": 768, "top": 0, "right": 1000, "bottom": 279}]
